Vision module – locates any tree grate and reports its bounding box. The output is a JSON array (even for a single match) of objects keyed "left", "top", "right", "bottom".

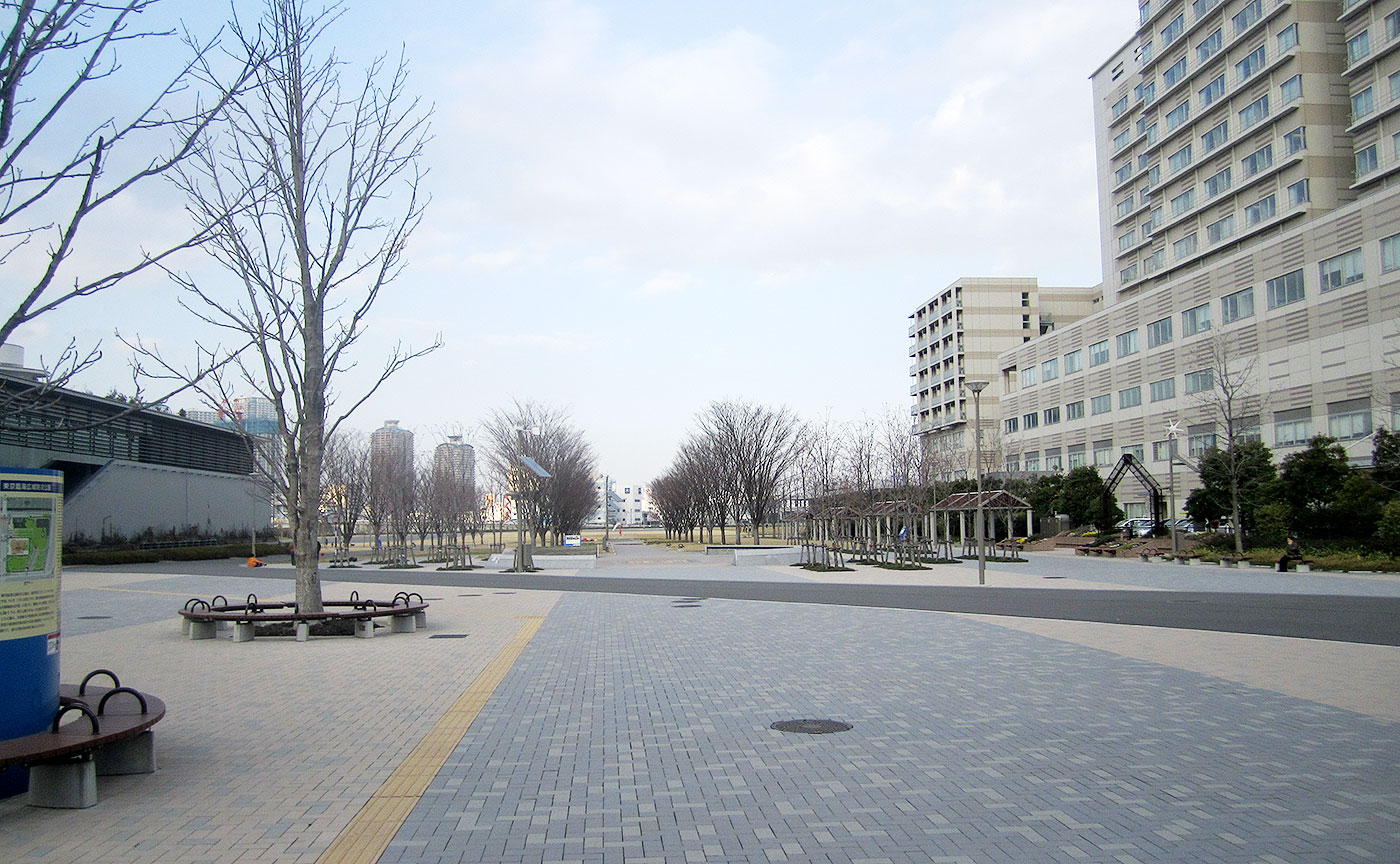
[{"left": 770, "top": 719, "right": 852, "bottom": 735}]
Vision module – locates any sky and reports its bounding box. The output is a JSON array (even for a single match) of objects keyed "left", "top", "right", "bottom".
[{"left": 7, "top": 0, "right": 1139, "bottom": 485}]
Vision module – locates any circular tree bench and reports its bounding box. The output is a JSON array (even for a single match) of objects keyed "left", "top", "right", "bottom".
[
  {"left": 179, "top": 591, "right": 429, "bottom": 642},
  {"left": 0, "top": 669, "right": 165, "bottom": 809}
]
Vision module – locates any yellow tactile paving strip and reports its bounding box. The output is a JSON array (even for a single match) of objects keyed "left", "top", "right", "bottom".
[{"left": 315, "top": 615, "right": 546, "bottom": 864}]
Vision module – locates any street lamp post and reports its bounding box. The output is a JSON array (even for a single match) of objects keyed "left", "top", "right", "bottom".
[
  {"left": 1166, "top": 420, "right": 1181, "bottom": 556},
  {"left": 966, "top": 380, "right": 989, "bottom": 586}
]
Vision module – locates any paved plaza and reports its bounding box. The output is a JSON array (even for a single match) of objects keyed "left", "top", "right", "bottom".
[{"left": 2, "top": 543, "right": 1397, "bottom": 863}]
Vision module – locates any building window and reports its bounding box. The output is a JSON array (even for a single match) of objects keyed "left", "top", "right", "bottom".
[
  {"left": 1202, "top": 120, "right": 1228, "bottom": 153},
  {"left": 1327, "top": 399, "right": 1372, "bottom": 441},
  {"left": 1112, "top": 94, "right": 1130, "bottom": 119},
  {"left": 1152, "top": 440, "right": 1172, "bottom": 461},
  {"left": 1122, "top": 444, "right": 1145, "bottom": 463},
  {"left": 1041, "top": 358, "right": 1059, "bottom": 381},
  {"left": 1280, "top": 74, "right": 1302, "bottom": 104},
  {"left": 1221, "top": 286, "right": 1254, "bottom": 323},
  {"left": 1150, "top": 377, "right": 1176, "bottom": 402},
  {"left": 1166, "top": 102, "right": 1191, "bottom": 133},
  {"left": 1147, "top": 316, "right": 1173, "bottom": 348},
  {"left": 1020, "top": 366, "right": 1038, "bottom": 388},
  {"left": 1043, "top": 406, "right": 1061, "bottom": 426},
  {"left": 1005, "top": 417, "right": 1019, "bottom": 434},
  {"left": 1233, "top": 0, "right": 1261, "bottom": 34},
  {"left": 1113, "top": 129, "right": 1131, "bottom": 151},
  {"left": 1236, "top": 44, "right": 1266, "bottom": 82},
  {"left": 1144, "top": 248, "right": 1165, "bottom": 273},
  {"left": 1241, "top": 144, "right": 1273, "bottom": 178},
  {"left": 1348, "top": 30, "right": 1371, "bottom": 65},
  {"left": 1089, "top": 340, "right": 1110, "bottom": 366},
  {"left": 1184, "top": 368, "right": 1215, "bottom": 394},
  {"left": 1278, "top": 23, "right": 1298, "bottom": 52},
  {"left": 1044, "top": 450, "right": 1063, "bottom": 472},
  {"left": 1357, "top": 144, "right": 1379, "bottom": 178},
  {"left": 1174, "top": 233, "right": 1198, "bottom": 259},
  {"left": 1206, "top": 214, "right": 1235, "bottom": 244},
  {"left": 1119, "top": 228, "right": 1138, "bottom": 252},
  {"left": 1182, "top": 302, "right": 1211, "bottom": 336},
  {"left": 1163, "top": 13, "right": 1184, "bottom": 46},
  {"left": 1121, "top": 263, "right": 1140, "bottom": 283},
  {"left": 1239, "top": 95, "right": 1269, "bottom": 129},
  {"left": 1119, "top": 387, "right": 1142, "bottom": 409},
  {"left": 1381, "top": 233, "right": 1400, "bottom": 273},
  {"left": 1116, "top": 195, "right": 1136, "bottom": 218},
  {"left": 1237, "top": 416, "right": 1262, "bottom": 443},
  {"left": 1191, "top": 0, "right": 1220, "bottom": 19},
  {"left": 1165, "top": 57, "right": 1188, "bottom": 89},
  {"left": 1064, "top": 349, "right": 1083, "bottom": 373},
  {"left": 1197, "top": 28, "right": 1222, "bottom": 63},
  {"left": 1170, "top": 189, "right": 1195, "bottom": 216},
  {"left": 1284, "top": 126, "right": 1306, "bottom": 155},
  {"left": 1188, "top": 425, "right": 1217, "bottom": 457},
  {"left": 1090, "top": 394, "right": 1112, "bottom": 415},
  {"left": 1066, "top": 400, "right": 1085, "bottom": 420},
  {"left": 1093, "top": 440, "right": 1114, "bottom": 467},
  {"left": 1168, "top": 142, "right": 1192, "bottom": 172},
  {"left": 1353, "top": 87, "right": 1375, "bottom": 121},
  {"left": 1068, "top": 445, "right": 1086, "bottom": 469},
  {"left": 1274, "top": 407, "right": 1312, "bottom": 447},
  {"left": 1287, "top": 179, "right": 1309, "bottom": 207},
  {"left": 1389, "top": 8, "right": 1400, "bottom": 41},
  {"left": 1024, "top": 453, "right": 1040, "bottom": 472},
  {"left": 1005, "top": 456, "right": 1020, "bottom": 472},
  {"left": 1319, "top": 249, "right": 1364, "bottom": 292},
  {"left": 1266, "top": 268, "right": 1305, "bottom": 308},
  {"left": 1116, "top": 329, "right": 1140, "bottom": 357},
  {"left": 1115, "top": 162, "right": 1133, "bottom": 185},
  {"left": 1204, "top": 167, "right": 1231, "bottom": 198},
  {"left": 1244, "top": 194, "right": 1276, "bottom": 226},
  {"left": 1200, "top": 74, "right": 1224, "bottom": 107},
  {"left": 1023, "top": 412, "right": 1039, "bottom": 429}
]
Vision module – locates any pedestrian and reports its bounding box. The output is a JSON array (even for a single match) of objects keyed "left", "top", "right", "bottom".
[{"left": 1277, "top": 535, "right": 1302, "bottom": 572}]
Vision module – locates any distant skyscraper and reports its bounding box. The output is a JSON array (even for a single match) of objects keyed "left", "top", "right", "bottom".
[
  {"left": 370, "top": 420, "right": 415, "bottom": 478},
  {"left": 433, "top": 435, "right": 476, "bottom": 490}
]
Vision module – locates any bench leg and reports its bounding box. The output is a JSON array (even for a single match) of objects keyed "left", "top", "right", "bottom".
[
  {"left": 414, "top": 611, "right": 428, "bottom": 629},
  {"left": 296, "top": 621, "right": 310, "bottom": 642},
  {"left": 95, "top": 731, "right": 156, "bottom": 776},
  {"left": 181, "top": 617, "right": 190, "bottom": 635},
  {"left": 28, "top": 757, "right": 98, "bottom": 809},
  {"left": 355, "top": 619, "right": 375, "bottom": 639},
  {"left": 390, "top": 614, "right": 415, "bottom": 634},
  {"left": 188, "top": 619, "right": 217, "bottom": 640},
  {"left": 233, "top": 621, "right": 256, "bottom": 642},
  {"left": 1297, "top": 563, "right": 1311, "bottom": 573}
]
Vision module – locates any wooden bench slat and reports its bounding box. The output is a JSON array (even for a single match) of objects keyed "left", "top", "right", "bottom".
[{"left": 0, "top": 686, "right": 165, "bottom": 770}]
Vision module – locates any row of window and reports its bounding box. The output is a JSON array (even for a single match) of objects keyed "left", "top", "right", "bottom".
[
  {"left": 1006, "top": 399, "right": 1375, "bottom": 474},
  {"left": 1008, "top": 368, "right": 1217, "bottom": 434}
]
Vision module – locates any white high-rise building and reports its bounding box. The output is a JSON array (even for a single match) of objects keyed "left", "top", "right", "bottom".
[
  {"left": 433, "top": 435, "right": 476, "bottom": 490},
  {"left": 370, "top": 420, "right": 415, "bottom": 479}
]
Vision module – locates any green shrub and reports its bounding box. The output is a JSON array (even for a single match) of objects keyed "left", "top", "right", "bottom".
[{"left": 64, "top": 542, "right": 290, "bottom": 565}]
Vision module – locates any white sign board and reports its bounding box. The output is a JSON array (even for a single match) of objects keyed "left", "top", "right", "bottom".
[{"left": 563, "top": 535, "right": 582, "bottom": 547}]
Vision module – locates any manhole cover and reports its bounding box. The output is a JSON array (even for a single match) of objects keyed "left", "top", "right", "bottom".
[
  {"left": 77, "top": 615, "right": 112, "bottom": 620},
  {"left": 429, "top": 634, "right": 469, "bottom": 639},
  {"left": 770, "top": 719, "right": 853, "bottom": 735}
]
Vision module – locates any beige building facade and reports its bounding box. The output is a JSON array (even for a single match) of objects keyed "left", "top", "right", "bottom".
[
  {"left": 998, "top": 0, "right": 1400, "bottom": 518},
  {"left": 909, "top": 278, "right": 1098, "bottom": 478}
]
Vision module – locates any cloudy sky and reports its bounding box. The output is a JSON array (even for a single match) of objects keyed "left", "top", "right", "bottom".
[{"left": 9, "top": 0, "right": 1138, "bottom": 485}]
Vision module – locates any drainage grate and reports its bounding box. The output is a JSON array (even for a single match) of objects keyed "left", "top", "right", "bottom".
[
  {"left": 458, "top": 593, "right": 481, "bottom": 597},
  {"left": 76, "top": 615, "right": 113, "bottom": 620},
  {"left": 429, "top": 634, "right": 469, "bottom": 639},
  {"left": 770, "top": 719, "right": 853, "bottom": 735},
  {"left": 493, "top": 591, "right": 516, "bottom": 595},
  {"left": 672, "top": 602, "right": 701, "bottom": 608}
]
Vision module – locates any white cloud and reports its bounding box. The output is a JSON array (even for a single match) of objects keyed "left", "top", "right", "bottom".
[{"left": 636, "top": 271, "right": 696, "bottom": 298}]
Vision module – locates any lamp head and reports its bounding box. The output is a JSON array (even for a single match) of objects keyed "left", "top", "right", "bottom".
[{"left": 965, "top": 380, "right": 989, "bottom": 394}]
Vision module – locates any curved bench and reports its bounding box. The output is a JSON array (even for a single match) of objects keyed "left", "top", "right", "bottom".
[
  {"left": 179, "top": 592, "right": 429, "bottom": 642},
  {"left": 0, "top": 670, "right": 165, "bottom": 809}
]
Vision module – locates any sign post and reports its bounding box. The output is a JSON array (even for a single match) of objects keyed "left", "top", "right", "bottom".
[{"left": 0, "top": 468, "right": 63, "bottom": 798}]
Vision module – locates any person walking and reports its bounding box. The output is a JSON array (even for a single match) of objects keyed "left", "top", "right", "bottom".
[{"left": 1277, "top": 536, "right": 1302, "bottom": 572}]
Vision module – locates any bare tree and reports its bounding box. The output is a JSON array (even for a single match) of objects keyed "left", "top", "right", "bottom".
[
  {"left": 150, "top": 0, "right": 435, "bottom": 610},
  {"left": 696, "top": 400, "right": 804, "bottom": 545},
  {"left": 0, "top": 1, "right": 257, "bottom": 420},
  {"left": 322, "top": 428, "right": 369, "bottom": 559},
  {"left": 1188, "top": 330, "right": 1265, "bottom": 554},
  {"left": 481, "top": 401, "right": 599, "bottom": 548}
]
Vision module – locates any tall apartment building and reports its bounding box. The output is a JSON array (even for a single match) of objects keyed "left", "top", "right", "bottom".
[
  {"left": 370, "top": 420, "right": 415, "bottom": 478},
  {"left": 996, "top": 0, "right": 1400, "bottom": 518},
  {"left": 909, "top": 278, "right": 1098, "bottom": 477},
  {"left": 432, "top": 435, "right": 476, "bottom": 490}
]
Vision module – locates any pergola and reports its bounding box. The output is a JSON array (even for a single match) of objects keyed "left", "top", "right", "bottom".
[{"left": 932, "top": 490, "right": 1034, "bottom": 553}]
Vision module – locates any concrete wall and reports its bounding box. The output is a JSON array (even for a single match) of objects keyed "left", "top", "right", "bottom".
[{"left": 63, "top": 460, "right": 269, "bottom": 541}]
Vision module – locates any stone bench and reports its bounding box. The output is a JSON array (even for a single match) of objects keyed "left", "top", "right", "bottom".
[{"left": 180, "top": 592, "right": 428, "bottom": 641}]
